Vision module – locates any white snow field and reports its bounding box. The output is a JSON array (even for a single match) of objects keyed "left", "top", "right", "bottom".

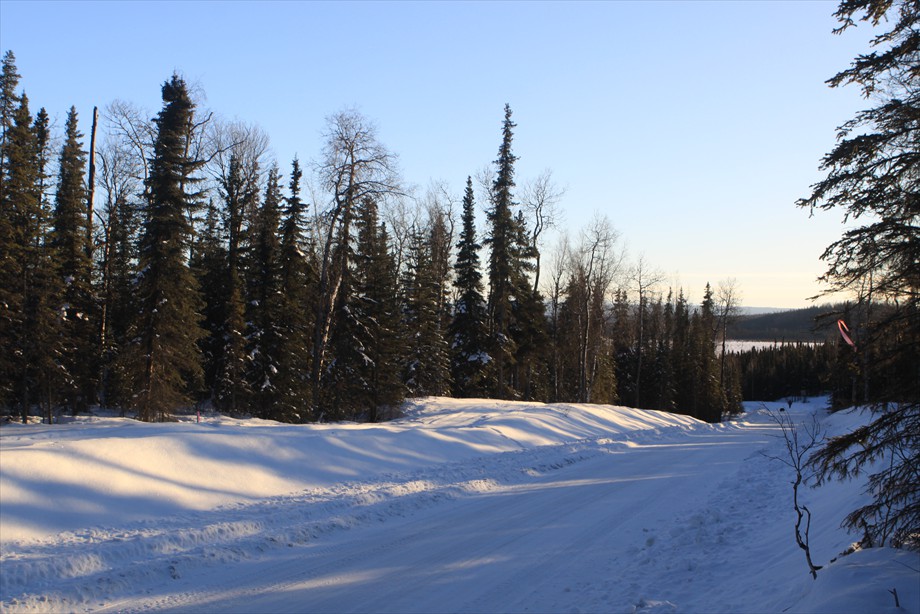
[{"left": 1, "top": 398, "right": 917, "bottom": 613}]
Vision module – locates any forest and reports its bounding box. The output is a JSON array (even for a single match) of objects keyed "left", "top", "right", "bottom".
[
  {"left": 0, "top": 49, "right": 805, "bottom": 426},
  {"left": 0, "top": 31, "right": 910, "bottom": 433}
]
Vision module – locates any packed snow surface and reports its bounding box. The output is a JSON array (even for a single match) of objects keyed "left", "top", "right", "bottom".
[{"left": 1, "top": 398, "right": 917, "bottom": 613}]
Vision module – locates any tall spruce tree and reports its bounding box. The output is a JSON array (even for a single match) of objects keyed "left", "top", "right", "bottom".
[
  {"left": 2, "top": 93, "right": 61, "bottom": 421},
  {"left": 246, "top": 164, "right": 284, "bottom": 419},
  {"left": 485, "top": 104, "right": 519, "bottom": 399},
  {"left": 194, "top": 200, "right": 228, "bottom": 407},
  {"left": 122, "top": 75, "right": 205, "bottom": 422},
  {"left": 611, "top": 288, "right": 636, "bottom": 405},
  {"left": 32, "top": 108, "right": 51, "bottom": 208},
  {"left": 275, "top": 157, "right": 315, "bottom": 422},
  {"left": 802, "top": 0, "right": 919, "bottom": 550},
  {"left": 0, "top": 50, "right": 22, "bottom": 410},
  {"left": 51, "top": 106, "right": 94, "bottom": 414},
  {"left": 651, "top": 290, "right": 677, "bottom": 411},
  {"left": 211, "top": 153, "right": 258, "bottom": 414},
  {"left": 449, "top": 177, "right": 491, "bottom": 396},
  {"left": 508, "top": 209, "right": 547, "bottom": 400},
  {"left": 32, "top": 106, "right": 60, "bottom": 423},
  {"left": 427, "top": 203, "right": 454, "bottom": 371}
]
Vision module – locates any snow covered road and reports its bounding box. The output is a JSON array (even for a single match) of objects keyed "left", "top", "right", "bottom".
[
  {"left": 100, "top": 422, "right": 775, "bottom": 612},
  {"left": 2, "top": 399, "right": 917, "bottom": 613}
]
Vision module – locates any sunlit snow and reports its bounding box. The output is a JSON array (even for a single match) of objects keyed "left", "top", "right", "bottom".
[{"left": 1, "top": 398, "right": 917, "bottom": 613}]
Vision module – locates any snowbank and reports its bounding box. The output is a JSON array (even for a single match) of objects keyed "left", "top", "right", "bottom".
[
  {"left": 0, "top": 398, "right": 917, "bottom": 613},
  {"left": 0, "top": 399, "right": 701, "bottom": 544}
]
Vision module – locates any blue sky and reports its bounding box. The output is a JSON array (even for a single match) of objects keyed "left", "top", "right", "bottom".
[{"left": 0, "top": 0, "right": 878, "bottom": 308}]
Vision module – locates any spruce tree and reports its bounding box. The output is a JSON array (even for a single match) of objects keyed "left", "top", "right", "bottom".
[
  {"left": 691, "top": 284, "right": 723, "bottom": 423},
  {"left": 121, "top": 75, "right": 205, "bottom": 422},
  {"left": 1, "top": 93, "right": 62, "bottom": 421},
  {"left": 32, "top": 108, "right": 51, "bottom": 208},
  {"left": 508, "top": 209, "right": 547, "bottom": 400},
  {"left": 0, "top": 50, "right": 20, "bottom": 173},
  {"left": 485, "top": 104, "right": 519, "bottom": 399},
  {"left": 427, "top": 204, "right": 454, "bottom": 377},
  {"left": 0, "top": 50, "right": 22, "bottom": 410},
  {"left": 802, "top": 0, "right": 919, "bottom": 550},
  {"left": 274, "top": 157, "right": 315, "bottom": 422},
  {"left": 362, "top": 218, "right": 406, "bottom": 420},
  {"left": 670, "top": 289, "right": 695, "bottom": 416},
  {"left": 611, "top": 288, "right": 636, "bottom": 406},
  {"left": 212, "top": 153, "right": 257, "bottom": 414},
  {"left": 246, "top": 165, "right": 283, "bottom": 419},
  {"left": 32, "top": 106, "right": 60, "bottom": 422},
  {"left": 51, "top": 106, "right": 94, "bottom": 414},
  {"left": 449, "top": 177, "right": 491, "bottom": 397},
  {"left": 194, "top": 199, "right": 229, "bottom": 407},
  {"left": 651, "top": 290, "right": 677, "bottom": 411},
  {"left": 401, "top": 221, "right": 451, "bottom": 398},
  {"left": 327, "top": 196, "right": 404, "bottom": 420}
]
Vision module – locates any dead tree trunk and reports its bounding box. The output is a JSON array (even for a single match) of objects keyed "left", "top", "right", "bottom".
[{"left": 86, "top": 106, "right": 98, "bottom": 257}]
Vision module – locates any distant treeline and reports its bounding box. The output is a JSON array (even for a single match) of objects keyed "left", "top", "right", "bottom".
[
  {"left": 734, "top": 341, "right": 835, "bottom": 402},
  {"left": 726, "top": 304, "right": 851, "bottom": 404},
  {"left": 728, "top": 305, "right": 840, "bottom": 342},
  {"left": 730, "top": 299, "right": 917, "bottom": 409}
]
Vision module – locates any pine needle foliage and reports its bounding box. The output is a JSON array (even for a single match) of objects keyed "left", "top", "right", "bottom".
[{"left": 801, "top": 0, "right": 920, "bottom": 550}]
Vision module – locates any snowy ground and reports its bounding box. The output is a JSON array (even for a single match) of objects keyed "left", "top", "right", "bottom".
[{"left": 1, "top": 398, "right": 917, "bottom": 613}]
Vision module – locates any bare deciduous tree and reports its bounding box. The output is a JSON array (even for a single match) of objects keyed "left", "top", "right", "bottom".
[
  {"left": 764, "top": 408, "right": 825, "bottom": 580},
  {"left": 520, "top": 169, "right": 565, "bottom": 292},
  {"left": 422, "top": 181, "right": 457, "bottom": 321},
  {"left": 571, "top": 215, "right": 624, "bottom": 402},
  {"left": 382, "top": 194, "right": 421, "bottom": 280},
  {"left": 545, "top": 233, "right": 571, "bottom": 402},
  {"left": 312, "top": 110, "right": 402, "bottom": 404},
  {"left": 95, "top": 131, "right": 144, "bottom": 411},
  {"left": 716, "top": 278, "right": 742, "bottom": 391},
  {"left": 206, "top": 120, "right": 270, "bottom": 188},
  {"left": 631, "top": 255, "right": 664, "bottom": 408},
  {"left": 473, "top": 165, "right": 496, "bottom": 212},
  {"left": 204, "top": 119, "right": 271, "bottom": 262},
  {"left": 103, "top": 100, "right": 156, "bottom": 200}
]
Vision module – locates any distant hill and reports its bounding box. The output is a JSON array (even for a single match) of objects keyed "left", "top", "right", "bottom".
[{"left": 728, "top": 304, "right": 840, "bottom": 342}]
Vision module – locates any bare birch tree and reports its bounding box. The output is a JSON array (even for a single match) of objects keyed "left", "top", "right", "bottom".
[
  {"left": 519, "top": 169, "right": 565, "bottom": 293},
  {"left": 716, "top": 277, "right": 742, "bottom": 392},
  {"left": 570, "top": 216, "right": 623, "bottom": 402},
  {"left": 631, "top": 255, "right": 664, "bottom": 408},
  {"left": 312, "top": 110, "right": 402, "bottom": 406}
]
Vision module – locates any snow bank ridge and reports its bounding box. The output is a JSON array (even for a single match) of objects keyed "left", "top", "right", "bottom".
[{"left": 2, "top": 400, "right": 704, "bottom": 612}]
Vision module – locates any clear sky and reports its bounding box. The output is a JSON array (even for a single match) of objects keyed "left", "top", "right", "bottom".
[{"left": 0, "top": 0, "right": 879, "bottom": 308}]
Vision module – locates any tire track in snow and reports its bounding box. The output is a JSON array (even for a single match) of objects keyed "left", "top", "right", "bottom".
[
  {"left": 56, "top": 443, "right": 603, "bottom": 613},
  {"left": 127, "top": 427, "right": 762, "bottom": 614}
]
